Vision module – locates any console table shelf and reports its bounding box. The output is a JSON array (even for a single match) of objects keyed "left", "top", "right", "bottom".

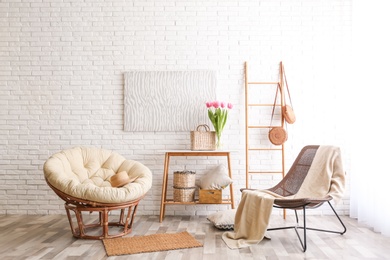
[
  {"left": 159, "top": 150, "right": 235, "bottom": 222},
  {"left": 163, "top": 199, "right": 233, "bottom": 205}
]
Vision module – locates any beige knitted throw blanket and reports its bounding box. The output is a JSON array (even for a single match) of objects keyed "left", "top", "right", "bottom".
[{"left": 222, "top": 145, "right": 345, "bottom": 249}]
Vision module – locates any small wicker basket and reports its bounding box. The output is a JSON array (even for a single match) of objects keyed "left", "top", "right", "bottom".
[
  {"left": 190, "top": 124, "right": 216, "bottom": 151},
  {"left": 173, "top": 187, "right": 196, "bottom": 202},
  {"left": 173, "top": 170, "right": 196, "bottom": 188}
]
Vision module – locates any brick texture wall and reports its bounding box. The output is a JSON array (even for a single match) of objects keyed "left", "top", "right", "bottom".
[{"left": 0, "top": 0, "right": 351, "bottom": 216}]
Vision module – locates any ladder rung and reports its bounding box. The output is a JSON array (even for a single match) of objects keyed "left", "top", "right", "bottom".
[
  {"left": 248, "top": 171, "right": 283, "bottom": 174},
  {"left": 248, "top": 126, "right": 281, "bottom": 129},
  {"left": 248, "top": 82, "right": 279, "bottom": 85},
  {"left": 248, "top": 148, "right": 283, "bottom": 151},
  {"left": 248, "top": 104, "right": 275, "bottom": 107}
]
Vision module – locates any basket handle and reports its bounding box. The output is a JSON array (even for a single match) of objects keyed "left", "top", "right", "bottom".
[{"left": 196, "top": 124, "right": 211, "bottom": 132}]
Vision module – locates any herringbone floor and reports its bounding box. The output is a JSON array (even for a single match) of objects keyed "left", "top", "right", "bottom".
[{"left": 0, "top": 214, "right": 389, "bottom": 260}]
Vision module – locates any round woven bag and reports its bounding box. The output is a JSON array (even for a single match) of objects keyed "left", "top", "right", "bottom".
[
  {"left": 283, "top": 105, "right": 296, "bottom": 124},
  {"left": 268, "top": 127, "right": 288, "bottom": 145}
]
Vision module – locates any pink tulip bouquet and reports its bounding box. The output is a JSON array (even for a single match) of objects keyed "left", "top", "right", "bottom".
[{"left": 206, "top": 101, "right": 233, "bottom": 149}]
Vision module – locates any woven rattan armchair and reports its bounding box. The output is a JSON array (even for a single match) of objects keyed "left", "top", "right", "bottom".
[
  {"left": 244, "top": 145, "right": 346, "bottom": 252},
  {"left": 44, "top": 147, "right": 152, "bottom": 240}
]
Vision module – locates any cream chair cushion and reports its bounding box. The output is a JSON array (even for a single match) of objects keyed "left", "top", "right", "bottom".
[{"left": 44, "top": 147, "right": 152, "bottom": 204}]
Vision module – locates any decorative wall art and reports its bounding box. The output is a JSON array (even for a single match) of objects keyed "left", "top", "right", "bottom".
[{"left": 124, "top": 70, "right": 216, "bottom": 132}]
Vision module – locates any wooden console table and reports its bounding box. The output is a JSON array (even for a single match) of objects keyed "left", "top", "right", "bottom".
[{"left": 159, "top": 150, "right": 235, "bottom": 222}]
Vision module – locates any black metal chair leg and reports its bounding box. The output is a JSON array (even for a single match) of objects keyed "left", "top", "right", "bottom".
[
  {"left": 304, "top": 202, "right": 347, "bottom": 235},
  {"left": 294, "top": 209, "right": 299, "bottom": 224},
  {"left": 267, "top": 202, "right": 346, "bottom": 252},
  {"left": 328, "top": 201, "right": 347, "bottom": 234},
  {"left": 293, "top": 206, "right": 307, "bottom": 252}
]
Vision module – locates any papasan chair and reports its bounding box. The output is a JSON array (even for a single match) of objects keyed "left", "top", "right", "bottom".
[{"left": 44, "top": 146, "right": 152, "bottom": 240}]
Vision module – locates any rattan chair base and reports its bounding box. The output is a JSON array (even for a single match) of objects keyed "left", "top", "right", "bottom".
[{"left": 46, "top": 179, "right": 142, "bottom": 240}]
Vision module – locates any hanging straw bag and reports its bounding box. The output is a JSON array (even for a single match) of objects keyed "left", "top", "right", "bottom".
[
  {"left": 268, "top": 83, "right": 288, "bottom": 145},
  {"left": 269, "top": 126, "right": 288, "bottom": 145},
  {"left": 281, "top": 64, "right": 296, "bottom": 124},
  {"left": 283, "top": 105, "right": 296, "bottom": 124}
]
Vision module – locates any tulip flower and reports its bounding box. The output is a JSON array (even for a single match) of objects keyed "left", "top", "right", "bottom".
[{"left": 205, "top": 100, "right": 232, "bottom": 149}]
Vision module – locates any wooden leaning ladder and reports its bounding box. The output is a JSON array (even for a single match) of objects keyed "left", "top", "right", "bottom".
[{"left": 244, "top": 61, "right": 287, "bottom": 217}]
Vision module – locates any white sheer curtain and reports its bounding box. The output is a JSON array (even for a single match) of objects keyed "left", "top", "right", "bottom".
[{"left": 349, "top": 0, "right": 390, "bottom": 236}]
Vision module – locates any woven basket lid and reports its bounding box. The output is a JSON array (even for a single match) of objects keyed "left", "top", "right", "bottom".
[
  {"left": 174, "top": 170, "right": 196, "bottom": 175},
  {"left": 269, "top": 127, "right": 288, "bottom": 145},
  {"left": 110, "top": 171, "right": 132, "bottom": 188}
]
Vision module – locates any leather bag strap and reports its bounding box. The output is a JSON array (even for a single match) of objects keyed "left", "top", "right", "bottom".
[
  {"left": 282, "top": 64, "right": 293, "bottom": 109},
  {"left": 270, "top": 83, "right": 281, "bottom": 128}
]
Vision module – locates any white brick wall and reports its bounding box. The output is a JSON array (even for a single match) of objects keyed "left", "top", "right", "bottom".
[{"left": 0, "top": 0, "right": 352, "bottom": 216}]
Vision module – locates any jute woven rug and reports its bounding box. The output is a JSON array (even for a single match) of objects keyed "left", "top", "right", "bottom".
[{"left": 102, "top": 231, "right": 203, "bottom": 256}]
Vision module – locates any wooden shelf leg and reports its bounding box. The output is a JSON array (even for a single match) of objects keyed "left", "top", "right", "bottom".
[
  {"left": 227, "top": 152, "right": 235, "bottom": 209},
  {"left": 159, "top": 153, "right": 170, "bottom": 222}
]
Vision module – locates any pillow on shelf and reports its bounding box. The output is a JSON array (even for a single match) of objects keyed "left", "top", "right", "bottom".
[
  {"left": 199, "top": 165, "right": 232, "bottom": 190},
  {"left": 207, "top": 209, "right": 236, "bottom": 230}
]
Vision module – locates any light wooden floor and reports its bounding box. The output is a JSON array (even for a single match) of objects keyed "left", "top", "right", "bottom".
[{"left": 0, "top": 213, "right": 389, "bottom": 260}]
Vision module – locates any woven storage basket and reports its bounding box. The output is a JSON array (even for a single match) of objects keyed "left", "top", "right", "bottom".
[
  {"left": 173, "top": 187, "right": 196, "bottom": 202},
  {"left": 190, "top": 124, "right": 216, "bottom": 151},
  {"left": 173, "top": 170, "right": 196, "bottom": 188}
]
